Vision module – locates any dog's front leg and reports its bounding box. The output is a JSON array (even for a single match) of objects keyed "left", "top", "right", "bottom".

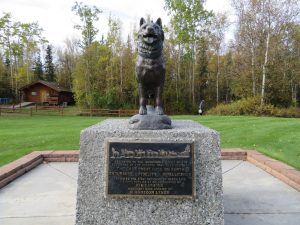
[
  {"left": 139, "top": 84, "right": 147, "bottom": 115},
  {"left": 155, "top": 85, "right": 164, "bottom": 115}
]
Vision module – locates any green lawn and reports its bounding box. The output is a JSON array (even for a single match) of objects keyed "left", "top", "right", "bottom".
[
  {"left": 0, "top": 116, "right": 105, "bottom": 166},
  {"left": 0, "top": 115, "right": 299, "bottom": 170},
  {"left": 173, "top": 115, "right": 300, "bottom": 170}
]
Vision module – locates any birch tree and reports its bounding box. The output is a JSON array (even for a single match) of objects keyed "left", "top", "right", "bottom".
[
  {"left": 164, "top": 0, "right": 213, "bottom": 104},
  {"left": 72, "top": 1, "right": 102, "bottom": 49},
  {"left": 232, "top": 0, "right": 300, "bottom": 105},
  {"left": 210, "top": 12, "right": 229, "bottom": 104}
]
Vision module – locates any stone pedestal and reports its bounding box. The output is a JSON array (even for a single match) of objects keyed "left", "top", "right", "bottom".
[{"left": 76, "top": 119, "right": 224, "bottom": 225}]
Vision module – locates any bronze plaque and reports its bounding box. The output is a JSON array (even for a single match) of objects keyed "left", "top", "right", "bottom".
[{"left": 106, "top": 140, "right": 195, "bottom": 198}]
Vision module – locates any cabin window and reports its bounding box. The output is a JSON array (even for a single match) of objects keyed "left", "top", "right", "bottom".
[{"left": 31, "top": 92, "right": 37, "bottom": 96}]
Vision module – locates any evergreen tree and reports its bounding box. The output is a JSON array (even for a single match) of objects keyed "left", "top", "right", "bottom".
[
  {"left": 44, "top": 45, "right": 55, "bottom": 81},
  {"left": 33, "top": 52, "right": 43, "bottom": 80},
  {"left": 0, "top": 58, "right": 12, "bottom": 97}
]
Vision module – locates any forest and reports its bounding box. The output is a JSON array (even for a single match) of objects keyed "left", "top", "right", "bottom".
[{"left": 0, "top": 0, "right": 299, "bottom": 114}]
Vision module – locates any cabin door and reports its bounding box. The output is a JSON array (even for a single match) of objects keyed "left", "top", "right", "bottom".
[{"left": 40, "top": 90, "right": 48, "bottom": 102}]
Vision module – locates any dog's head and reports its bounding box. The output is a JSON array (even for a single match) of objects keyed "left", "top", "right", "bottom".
[
  {"left": 137, "top": 18, "right": 164, "bottom": 58},
  {"left": 138, "top": 18, "right": 164, "bottom": 45}
]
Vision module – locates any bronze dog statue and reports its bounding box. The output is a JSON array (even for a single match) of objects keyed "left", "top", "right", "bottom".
[{"left": 136, "top": 17, "right": 165, "bottom": 115}]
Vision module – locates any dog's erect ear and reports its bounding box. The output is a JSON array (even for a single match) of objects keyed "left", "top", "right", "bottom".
[
  {"left": 140, "top": 17, "right": 146, "bottom": 27},
  {"left": 156, "top": 18, "right": 162, "bottom": 28}
]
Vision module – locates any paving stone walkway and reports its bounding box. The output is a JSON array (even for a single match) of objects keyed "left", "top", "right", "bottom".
[{"left": 0, "top": 161, "right": 299, "bottom": 225}]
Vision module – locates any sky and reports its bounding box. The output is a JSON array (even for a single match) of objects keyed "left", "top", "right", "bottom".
[{"left": 0, "top": 0, "right": 233, "bottom": 48}]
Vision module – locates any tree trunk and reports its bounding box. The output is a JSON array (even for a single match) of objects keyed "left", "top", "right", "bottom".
[
  {"left": 120, "top": 56, "right": 123, "bottom": 97},
  {"left": 216, "top": 50, "right": 220, "bottom": 105},
  {"left": 84, "top": 52, "right": 92, "bottom": 108},
  {"left": 251, "top": 46, "right": 256, "bottom": 96},
  {"left": 13, "top": 55, "right": 18, "bottom": 99},
  {"left": 7, "top": 38, "right": 14, "bottom": 96},
  {"left": 187, "top": 43, "right": 191, "bottom": 102},
  {"left": 192, "top": 43, "right": 196, "bottom": 104},
  {"left": 26, "top": 47, "right": 30, "bottom": 84},
  {"left": 189, "top": 63, "right": 192, "bottom": 101},
  {"left": 292, "top": 83, "right": 298, "bottom": 107},
  {"left": 176, "top": 44, "right": 181, "bottom": 105},
  {"left": 10, "top": 53, "right": 13, "bottom": 94},
  {"left": 295, "top": 84, "right": 298, "bottom": 107},
  {"left": 261, "top": 31, "right": 270, "bottom": 106}
]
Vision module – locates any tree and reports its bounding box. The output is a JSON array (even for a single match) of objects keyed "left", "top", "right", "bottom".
[
  {"left": 164, "top": 0, "right": 213, "bottom": 104},
  {"left": 19, "top": 22, "right": 46, "bottom": 83},
  {"left": 106, "top": 16, "right": 123, "bottom": 96},
  {"left": 0, "top": 57, "right": 12, "bottom": 97},
  {"left": 196, "top": 37, "right": 209, "bottom": 104},
  {"left": 33, "top": 52, "right": 43, "bottom": 80},
  {"left": 73, "top": 42, "right": 112, "bottom": 108},
  {"left": 56, "top": 38, "right": 80, "bottom": 89},
  {"left": 121, "top": 35, "right": 136, "bottom": 106},
  {"left": 72, "top": 1, "right": 102, "bottom": 48},
  {"left": 232, "top": 0, "right": 300, "bottom": 106},
  {"left": 0, "top": 12, "right": 47, "bottom": 99},
  {"left": 44, "top": 45, "right": 55, "bottom": 81},
  {"left": 0, "top": 13, "right": 15, "bottom": 95},
  {"left": 232, "top": 0, "right": 260, "bottom": 97},
  {"left": 210, "top": 12, "right": 229, "bottom": 105}
]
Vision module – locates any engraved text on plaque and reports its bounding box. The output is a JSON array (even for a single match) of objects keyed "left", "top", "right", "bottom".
[{"left": 106, "top": 141, "right": 195, "bottom": 198}]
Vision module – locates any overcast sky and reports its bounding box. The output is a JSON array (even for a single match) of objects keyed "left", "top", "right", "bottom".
[{"left": 1, "top": 0, "right": 232, "bottom": 48}]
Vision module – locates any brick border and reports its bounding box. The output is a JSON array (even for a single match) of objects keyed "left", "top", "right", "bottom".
[
  {"left": 222, "top": 148, "right": 300, "bottom": 191},
  {"left": 0, "top": 151, "right": 78, "bottom": 189},
  {"left": 0, "top": 149, "right": 299, "bottom": 191}
]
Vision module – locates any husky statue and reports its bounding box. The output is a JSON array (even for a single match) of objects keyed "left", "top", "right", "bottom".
[{"left": 129, "top": 17, "right": 172, "bottom": 130}]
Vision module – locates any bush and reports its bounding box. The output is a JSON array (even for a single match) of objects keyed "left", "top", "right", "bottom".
[
  {"left": 275, "top": 107, "right": 300, "bottom": 118},
  {"left": 207, "top": 97, "right": 300, "bottom": 118}
]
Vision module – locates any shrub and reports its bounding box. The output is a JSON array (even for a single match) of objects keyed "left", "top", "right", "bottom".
[
  {"left": 275, "top": 107, "right": 300, "bottom": 118},
  {"left": 207, "top": 97, "right": 300, "bottom": 118}
]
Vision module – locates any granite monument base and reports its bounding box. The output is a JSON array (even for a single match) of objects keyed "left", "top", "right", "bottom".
[{"left": 76, "top": 119, "right": 224, "bottom": 225}]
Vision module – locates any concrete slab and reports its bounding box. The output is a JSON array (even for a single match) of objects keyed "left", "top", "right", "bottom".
[
  {"left": 225, "top": 214, "right": 300, "bottom": 225},
  {"left": 0, "top": 162, "right": 77, "bottom": 225},
  {"left": 7, "top": 102, "right": 34, "bottom": 109},
  {"left": 223, "top": 160, "right": 300, "bottom": 225},
  {"left": 0, "top": 216, "right": 75, "bottom": 225},
  {"left": 0, "top": 160, "right": 299, "bottom": 225}
]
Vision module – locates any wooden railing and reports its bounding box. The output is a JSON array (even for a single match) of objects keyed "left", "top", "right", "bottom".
[
  {"left": 0, "top": 105, "right": 137, "bottom": 117},
  {"left": 0, "top": 105, "right": 64, "bottom": 116},
  {"left": 79, "top": 109, "right": 138, "bottom": 117}
]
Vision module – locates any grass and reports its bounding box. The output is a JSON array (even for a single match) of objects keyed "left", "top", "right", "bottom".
[
  {"left": 0, "top": 116, "right": 105, "bottom": 166},
  {"left": 0, "top": 115, "right": 299, "bottom": 170},
  {"left": 173, "top": 115, "right": 300, "bottom": 170}
]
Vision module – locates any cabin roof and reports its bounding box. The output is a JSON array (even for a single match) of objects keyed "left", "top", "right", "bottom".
[{"left": 19, "top": 80, "right": 72, "bottom": 92}]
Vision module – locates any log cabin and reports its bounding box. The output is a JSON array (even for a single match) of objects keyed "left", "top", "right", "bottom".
[{"left": 19, "top": 80, "right": 74, "bottom": 105}]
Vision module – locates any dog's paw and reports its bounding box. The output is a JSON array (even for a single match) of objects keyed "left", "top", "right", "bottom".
[
  {"left": 139, "top": 106, "right": 147, "bottom": 115},
  {"left": 155, "top": 106, "right": 164, "bottom": 115}
]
